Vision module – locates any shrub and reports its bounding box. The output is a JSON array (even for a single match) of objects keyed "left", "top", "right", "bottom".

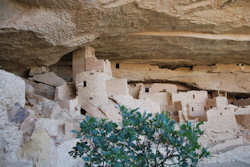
[{"left": 69, "top": 106, "right": 209, "bottom": 167}]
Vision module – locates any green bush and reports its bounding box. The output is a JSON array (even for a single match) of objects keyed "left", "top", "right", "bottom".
[{"left": 69, "top": 105, "right": 209, "bottom": 167}]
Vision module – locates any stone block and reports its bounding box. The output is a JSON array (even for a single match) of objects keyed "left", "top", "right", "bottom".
[
  {"left": 55, "top": 83, "right": 76, "bottom": 101},
  {"left": 26, "top": 79, "right": 55, "bottom": 100},
  {"left": 30, "top": 72, "right": 66, "bottom": 87},
  {"left": 29, "top": 66, "right": 49, "bottom": 76}
]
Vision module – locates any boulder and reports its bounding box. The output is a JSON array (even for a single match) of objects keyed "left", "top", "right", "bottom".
[
  {"left": 20, "top": 128, "right": 55, "bottom": 167},
  {"left": 30, "top": 72, "right": 66, "bottom": 87},
  {"left": 52, "top": 139, "right": 84, "bottom": 167},
  {"left": 33, "top": 83, "right": 55, "bottom": 100},
  {"left": 0, "top": 71, "right": 33, "bottom": 166},
  {"left": 26, "top": 79, "right": 55, "bottom": 100},
  {"left": 0, "top": 70, "right": 25, "bottom": 109},
  {"left": 0, "top": 105, "right": 31, "bottom": 167}
]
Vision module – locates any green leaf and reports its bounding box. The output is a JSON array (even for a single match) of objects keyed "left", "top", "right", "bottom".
[{"left": 69, "top": 105, "right": 210, "bottom": 166}]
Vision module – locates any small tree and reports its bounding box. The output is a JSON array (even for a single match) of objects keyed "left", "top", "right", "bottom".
[{"left": 69, "top": 106, "right": 209, "bottom": 167}]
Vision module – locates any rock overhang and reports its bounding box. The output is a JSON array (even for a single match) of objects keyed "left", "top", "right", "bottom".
[{"left": 0, "top": 0, "right": 250, "bottom": 69}]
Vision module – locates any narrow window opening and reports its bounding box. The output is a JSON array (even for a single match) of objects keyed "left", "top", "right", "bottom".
[
  {"left": 145, "top": 88, "right": 150, "bottom": 93},
  {"left": 116, "top": 63, "right": 120, "bottom": 69},
  {"left": 193, "top": 94, "right": 195, "bottom": 99},
  {"left": 83, "top": 81, "right": 87, "bottom": 87},
  {"left": 191, "top": 107, "right": 194, "bottom": 112}
]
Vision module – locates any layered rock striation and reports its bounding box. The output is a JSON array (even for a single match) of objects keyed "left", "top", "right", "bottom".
[{"left": 1, "top": 0, "right": 250, "bottom": 71}]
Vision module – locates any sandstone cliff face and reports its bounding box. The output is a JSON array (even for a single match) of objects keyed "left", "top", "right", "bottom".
[
  {"left": 1, "top": 0, "right": 250, "bottom": 70},
  {"left": 1, "top": 1, "right": 250, "bottom": 166},
  {"left": 111, "top": 63, "right": 250, "bottom": 93}
]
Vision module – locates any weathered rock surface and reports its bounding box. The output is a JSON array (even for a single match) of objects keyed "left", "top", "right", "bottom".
[
  {"left": 1, "top": 0, "right": 250, "bottom": 71},
  {"left": 8, "top": 103, "right": 29, "bottom": 124},
  {"left": 0, "top": 105, "right": 30, "bottom": 167},
  {"left": 26, "top": 79, "right": 56, "bottom": 100},
  {"left": 20, "top": 128, "right": 54, "bottom": 167},
  {"left": 112, "top": 63, "right": 250, "bottom": 93},
  {"left": 199, "top": 145, "right": 250, "bottom": 167},
  {"left": 51, "top": 139, "right": 83, "bottom": 167},
  {"left": 0, "top": 70, "right": 25, "bottom": 109},
  {"left": 0, "top": 70, "right": 32, "bottom": 167},
  {"left": 0, "top": 69, "right": 84, "bottom": 167},
  {"left": 29, "top": 66, "right": 49, "bottom": 77}
]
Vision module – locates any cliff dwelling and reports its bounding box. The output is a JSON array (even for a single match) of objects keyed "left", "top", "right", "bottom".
[{"left": 1, "top": 0, "right": 250, "bottom": 167}]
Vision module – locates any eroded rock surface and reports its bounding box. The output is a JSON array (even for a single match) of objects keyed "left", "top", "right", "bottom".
[
  {"left": 0, "top": 70, "right": 25, "bottom": 108},
  {"left": 0, "top": 65, "right": 84, "bottom": 167},
  {"left": 1, "top": 0, "right": 250, "bottom": 71},
  {"left": 0, "top": 70, "right": 32, "bottom": 167},
  {"left": 1, "top": 46, "right": 250, "bottom": 167},
  {"left": 112, "top": 63, "right": 250, "bottom": 93}
]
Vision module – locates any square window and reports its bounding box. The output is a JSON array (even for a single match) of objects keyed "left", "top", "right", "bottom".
[{"left": 145, "top": 87, "right": 150, "bottom": 93}]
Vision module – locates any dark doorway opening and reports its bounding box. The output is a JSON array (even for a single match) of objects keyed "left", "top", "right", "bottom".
[{"left": 80, "top": 108, "right": 87, "bottom": 115}]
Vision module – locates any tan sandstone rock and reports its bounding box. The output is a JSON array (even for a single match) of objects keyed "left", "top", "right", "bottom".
[
  {"left": 1, "top": 0, "right": 250, "bottom": 72},
  {"left": 20, "top": 128, "right": 55, "bottom": 167}
]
